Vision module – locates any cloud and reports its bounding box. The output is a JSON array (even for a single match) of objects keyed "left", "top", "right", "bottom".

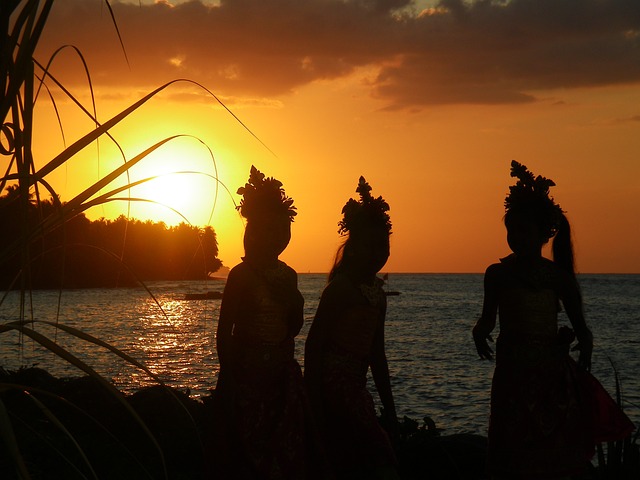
[
  {"left": 612, "top": 114, "right": 640, "bottom": 124},
  {"left": 34, "top": 0, "right": 640, "bottom": 109}
]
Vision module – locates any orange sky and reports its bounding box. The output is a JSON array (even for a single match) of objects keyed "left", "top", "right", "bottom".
[{"left": 27, "top": 0, "right": 640, "bottom": 273}]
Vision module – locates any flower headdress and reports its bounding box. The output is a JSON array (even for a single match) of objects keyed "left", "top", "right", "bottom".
[
  {"left": 505, "top": 160, "right": 563, "bottom": 239},
  {"left": 237, "top": 165, "right": 296, "bottom": 221},
  {"left": 338, "top": 176, "right": 391, "bottom": 235}
]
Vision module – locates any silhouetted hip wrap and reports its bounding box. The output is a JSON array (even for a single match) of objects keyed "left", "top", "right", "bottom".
[
  {"left": 319, "top": 348, "right": 397, "bottom": 472},
  {"left": 214, "top": 336, "right": 314, "bottom": 479},
  {"left": 490, "top": 332, "right": 592, "bottom": 477},
  {"left": 489, "top": 289, "right": 634, "bottom": 478}
]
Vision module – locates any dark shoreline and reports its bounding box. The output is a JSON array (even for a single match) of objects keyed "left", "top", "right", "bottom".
[{"left": 0, "top": 367, "right": 489, "bottom": 479}]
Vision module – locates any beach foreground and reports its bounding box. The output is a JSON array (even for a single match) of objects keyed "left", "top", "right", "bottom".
[
  {"left": 0, "top": 367, "right": 491, "bottom": 479},
  {"left": 3, "top": 368, "right": 636, "bottom": 479}
]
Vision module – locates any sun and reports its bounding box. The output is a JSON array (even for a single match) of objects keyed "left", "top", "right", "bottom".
[
  {"left": 135, "top": 172, "right": 211, "bottom": 223},
  {"left": 115, "top": 137, "right": 225, "bottom": 227},
  {"left": 71, "top": 133, "right": 250, "bottom": 267}
]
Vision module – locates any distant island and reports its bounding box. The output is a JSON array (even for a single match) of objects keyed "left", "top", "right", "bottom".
[{"left": 0, "top": 186, "right": 222, "bottom": 289}]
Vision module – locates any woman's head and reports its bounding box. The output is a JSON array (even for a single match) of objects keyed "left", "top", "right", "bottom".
[
  {"left": 504, "top": 208, "right": 547, "bottom": 257},
  {"left": 237, "top": 166, "right": 296, "bottom": 260},
  {"left": 338, "top": 176, "right": 391, "bottom": 237},
  {"left": 330, "top": 177, "right": 391, "bottom": 279},
  {"left": 503, "top": 161, "right": 575, "bottom": 275},
  {"left": 504, "top": 160, "right": 563, "bottom": 240},
  {"left": 342, "top": 226, "right": 390, "bottom": 276},
  {"left": 243, "top": 213, "right": 291, "bottom": 259}
]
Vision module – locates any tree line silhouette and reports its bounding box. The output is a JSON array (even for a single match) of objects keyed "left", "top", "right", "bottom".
[{"left": 0, "top": 186, "right": 222, "bottom": 289}]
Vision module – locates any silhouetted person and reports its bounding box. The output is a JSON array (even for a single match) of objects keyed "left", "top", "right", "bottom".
[
  {"left": 305, "top": 177, "right": 399, "bottom": 480},
  {"left": 213, "top": 166, "right": 321, "bottom": 479},
  {"left": 473, "top": 161, "right": 634, "bottom": 479}
]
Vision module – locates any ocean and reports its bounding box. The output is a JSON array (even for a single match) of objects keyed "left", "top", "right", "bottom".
[{"left": 1, "top": 273, "right": 638, "bottom": 436}]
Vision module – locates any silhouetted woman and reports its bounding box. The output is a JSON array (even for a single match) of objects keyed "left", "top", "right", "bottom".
[
  {"left": 214, "top": 166, "right": 318, "bottom": 479},
  {"left": 473, "top": 161, "right": 634, "bottom": 479},
  {"left": 305, "top": 177, "right": 399, "bottom": 480}
]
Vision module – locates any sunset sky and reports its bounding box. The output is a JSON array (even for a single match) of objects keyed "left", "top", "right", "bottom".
[{"left": 29, "top": 0, "right": 640, "bottom": 273}]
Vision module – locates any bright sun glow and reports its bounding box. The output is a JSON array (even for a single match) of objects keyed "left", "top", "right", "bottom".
[
  {"left": 69, "top": 130, "right": 248, "bottom": 267},
  {"left": 136, "top": 173, "right": 206, "bottom": 221},
  {"left": 120, "top": 138, "right": 223, "bottom": 227}
]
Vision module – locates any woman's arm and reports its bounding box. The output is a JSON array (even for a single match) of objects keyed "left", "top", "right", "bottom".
[
  {"left": 304, "top": 287, "right": 336, "bottom": 423},
  {"left": 472, "top": 264, "right": 500, "bottom": 360},
  {"left": 216, "top": 268, "right": 243, "bottom": 371},
  {"left": 560, "top": 273, "right": 593, "bottom": 371},
  {"left": 370, "top": 312, "right": 397, "bottom": 429},
  {"left": 286, "top": 267, "right": 304, "bottom": 337}
]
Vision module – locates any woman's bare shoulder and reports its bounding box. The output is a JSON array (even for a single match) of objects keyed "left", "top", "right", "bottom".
[
  {"left": 278, "top": 261, "right": 298, "bottom": 279},
  {"left": 224, "top": 263, "right": 258, "bottom": 292},
  {"left": 228, "top": 262, "right": 250, "bottom": 279},
  {"left": 485, "top": 261, "right": 506, "bottom": 278}
]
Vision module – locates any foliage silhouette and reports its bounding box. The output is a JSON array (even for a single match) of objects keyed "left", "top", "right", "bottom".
[{"left": 0, "top": 187, "right": 222, "bottom": 289}]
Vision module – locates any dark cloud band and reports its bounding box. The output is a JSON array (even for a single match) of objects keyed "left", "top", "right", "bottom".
[{"left": 36, "top": 0, "right": 640, "bottom": 109}]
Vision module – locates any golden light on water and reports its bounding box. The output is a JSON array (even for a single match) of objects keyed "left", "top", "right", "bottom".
[
  {"left": 1, "top": 274, "right": 638, "bottom": 436},
  {"left": 127, "top": 296, "right": 219, "bottom": 395}
]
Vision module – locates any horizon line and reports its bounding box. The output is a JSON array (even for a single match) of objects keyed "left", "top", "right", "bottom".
[{"left": 293, "top": 271, "right": 640, "bottom": 275}]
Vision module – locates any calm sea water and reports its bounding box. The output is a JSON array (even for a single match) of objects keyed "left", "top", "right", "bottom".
[{"left": 1, "top": 274, "right": 638, "bottom": 436}]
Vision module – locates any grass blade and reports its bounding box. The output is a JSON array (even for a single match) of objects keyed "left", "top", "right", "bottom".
[
  {"left": 0, "top": 323, "right": 168, "bottom": 479},
  {"left": 23, "top": 391, "right": 98, "bottom": 479},
  {"left": 25, "top": 320, "right": 163, "bottom": 384},
  {"left": 0, "top": 383, "right": 164, "bottom": 478},
  {"left": 0, "top": 397, "right": 31, "bottom": 479}
]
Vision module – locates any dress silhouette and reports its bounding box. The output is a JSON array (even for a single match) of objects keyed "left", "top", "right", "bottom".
[
  {"left": 473, "top": 161, "right": 634, "bottom": 478},
  {"left": 305, "top": 177, "right": 399, "bottom": 479},
  {"left": 212, "top": 166, "right": 323, "bottom": 479}
]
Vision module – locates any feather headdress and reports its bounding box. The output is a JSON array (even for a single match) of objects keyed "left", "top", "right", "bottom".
[
  {"left": 237, "top": 166, "right": 296, "bottom": 221},
  {"left": 338, "top": 176, "right": 391, "bottom": 236},
  {"left": 505, "top": 160, "right": 563, "bottom": 239}
]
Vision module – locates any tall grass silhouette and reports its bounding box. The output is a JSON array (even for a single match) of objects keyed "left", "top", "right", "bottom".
[{"left": 1, "top": 1, "right": 262, "bottom": 476}]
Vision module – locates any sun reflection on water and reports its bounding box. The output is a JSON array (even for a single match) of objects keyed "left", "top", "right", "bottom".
[{"left": 115, "top": 295, "right": 221, "bottom": 396}]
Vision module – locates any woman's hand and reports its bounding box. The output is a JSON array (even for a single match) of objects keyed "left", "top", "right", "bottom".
[
  {"left": 572, "top": 340, "right": 592, "bottom": 372},
  {"left": 379, "top": 407, "right": 400, "bottom": 444},
  {"left": 473, "top": 327, "right": 494, "bottom": 361},
  {"left": 473, "top": 265, "right": 499, "bottom": 361}
]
